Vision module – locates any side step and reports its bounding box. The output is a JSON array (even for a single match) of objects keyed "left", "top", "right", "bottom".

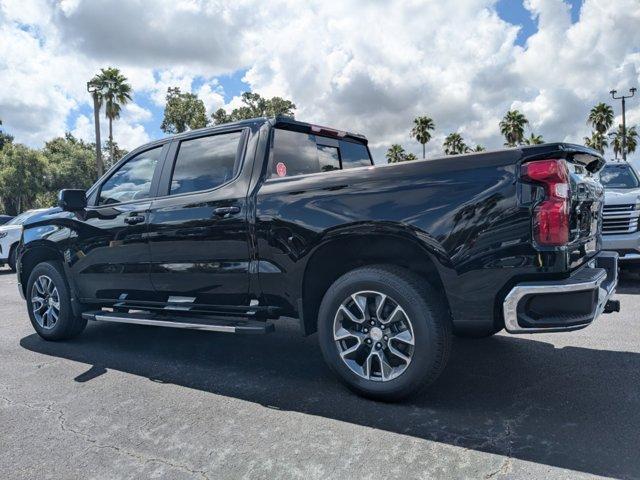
[{"left": 82, "top": 310, "right": 274, "bottom": 334}]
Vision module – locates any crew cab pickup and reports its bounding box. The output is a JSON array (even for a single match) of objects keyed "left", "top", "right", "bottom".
[{"left": 17, "top": 117, "right": 618, "bottom": 400}]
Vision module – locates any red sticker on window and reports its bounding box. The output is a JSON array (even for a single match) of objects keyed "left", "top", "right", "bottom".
[{"left": 276, "top": 162, "right": 287, "bottom": 177}]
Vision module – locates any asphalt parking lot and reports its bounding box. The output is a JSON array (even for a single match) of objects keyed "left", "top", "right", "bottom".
[{"left": 1, "top": 267, "right": 639, "bottom": 480}]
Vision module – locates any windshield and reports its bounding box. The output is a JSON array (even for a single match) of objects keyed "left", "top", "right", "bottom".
[
  {"left": 599, "top": 164, "right": 640, "bottom": 189},
  {"left": 5, "top": 211, "right": 32, "bottom": 226}
]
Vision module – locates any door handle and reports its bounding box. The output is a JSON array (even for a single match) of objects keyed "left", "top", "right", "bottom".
[
  {"left": 213, "top": 206, "right": 241, "bottom": 217},
  {"left": 124, "top": 214, "right": 146, "bottom": 225}
]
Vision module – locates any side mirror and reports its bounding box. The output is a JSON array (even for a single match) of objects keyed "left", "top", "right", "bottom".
[{"left": 58, "top": 189, "right": 87, "bottom": 211}]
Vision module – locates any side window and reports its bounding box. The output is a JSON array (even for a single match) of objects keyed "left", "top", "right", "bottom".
[
  {"left": 340, "top": 140, "right": 372, "bottom": 168},
  {"left": 270, "top": 128, "right": 372, "bottom": 179},
  {"left": 98, "top": 146, "right": 163, "bottom": 205},
  {"left": 170, "top": 131, "right": 242, "bottom": 195}
]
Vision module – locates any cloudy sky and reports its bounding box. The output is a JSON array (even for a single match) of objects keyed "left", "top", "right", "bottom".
[{"left": 0, "top": 0, "right": 639, "bottom": 164}]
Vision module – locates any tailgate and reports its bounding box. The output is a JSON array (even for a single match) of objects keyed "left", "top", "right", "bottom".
[{"left": 566, "top": 152, "right": 605, "bottom": 268}]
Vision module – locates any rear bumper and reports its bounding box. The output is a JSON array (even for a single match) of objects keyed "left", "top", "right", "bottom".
[{"left": 503, "top": 251, "right": 618, "bottom": 334}]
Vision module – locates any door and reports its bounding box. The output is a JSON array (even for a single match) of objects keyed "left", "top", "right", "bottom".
[
  {"left": 146, "top": 129, "right": 251, "bottom": 309},
  {"left": 70, "top": 144, "right": 167, "bottom": 303}
]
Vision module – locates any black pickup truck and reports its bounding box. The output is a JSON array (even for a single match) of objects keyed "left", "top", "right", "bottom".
[{"left": 17, "top": 117, "right": 618, "bottom": 400}]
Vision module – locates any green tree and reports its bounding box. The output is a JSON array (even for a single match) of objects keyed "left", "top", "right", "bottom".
[
  {"left": 584, "top": 131, "right": 608, "bottom": 154},
  {"left": 611, "top": 124, "right": 638, "bottom": 159},
  {"left": 0, "top": 118, "right": 14, "bottom": 150},
  {"left": 212, "top": 92, "right": 296, "bottom": 125},
  {"left": 410, "top": 116, "right": 435, "bottom": 159},
  {"left": 161, "top": 87, "right": 209, "bottom": 134},
  {"left": 93, "top": 67, "right": 132, "bottom": 164},
  {"left": 386, "top": 144, "right": 406, "bottom": 163},
  {"left": 43, "top": 133, "right": 97, "bottom": 192},
  {"left": 523, "top": 133, "right": 544, "bottom": 145},
  {"left": 0, "top": 143, "right": 48, "bottom": 215},
  {"left": 500, "top": 110, "right": 529, "bottom": 147},
  {"left": 443, "top": 133, "right": 468, "bottom": 155},
  {"left": 102, "top": 140, "right": 128, "bottom": 170},
  {"left": 587, "top": 103, "right": 614, "bottom": 135},
  {"left": 211, "top": 108, "right": 231, "bottom": 125}
]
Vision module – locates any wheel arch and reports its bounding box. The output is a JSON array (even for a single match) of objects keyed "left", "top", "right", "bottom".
[
  {"left": 299, "top": 226, "right": 451, "bottom": 335},
  {"left": 17, "top": 242, "right": 82, "bottom": 314}
]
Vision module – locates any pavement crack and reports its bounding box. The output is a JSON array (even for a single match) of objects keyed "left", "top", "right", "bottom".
[
  {"left": 482, "top": 405, "right": 533, "bottom": 479},
  {"left": 1, "top": 394, "right": 211, "bottom": 480}
]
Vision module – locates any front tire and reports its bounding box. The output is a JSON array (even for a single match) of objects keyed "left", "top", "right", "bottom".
[
  {"left": 7, "top": 245, "right": 17, "bottom": 272},
  {"left": 26, "top": 261, "right": 87, "bottom": 341},
  {"left": 318, "top": 265, "right": 451, "bottom": 401}
]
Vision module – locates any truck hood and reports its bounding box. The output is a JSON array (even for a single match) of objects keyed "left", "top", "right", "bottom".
[
  {"left": 0, "top": 224, "right": 21, "bottom": 233},
  {"left": 604, "top": 188, "right": 640, "bottom": 206},
  {"left": 21, "top": 207, "right": 62, "bottom": 227}
]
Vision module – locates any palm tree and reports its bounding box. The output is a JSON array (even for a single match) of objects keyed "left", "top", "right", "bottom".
[
  {"left": 523, "top": 133, "right": 544, "bottom": 145},
  {"left": 584, "top": 132, "right": 608, "bottom": 155},
  {"left": 410, "top": 116, "right": 435, "bottom": 159},
  {"left": 443, "top": 133, "right": 467, "bottom": 155},
  {"left": 499, "top": 110, "right": 528, "bottom": 147},
  {"left": 587, "top": 103, "right": 614, "bottom": 135},
  {"left": 466, "top": 144, "right": 485, "bottom": 152},
  {"left": 87, "top": 74, "right": 105, "bottom": 176},
  {"left": 386, "top": 144, "right": 406, "bottom": 163},
  {"left": 611, "top": 125, "right": 638, "bottom": 159},
  {"left": 94, "top": 67, "right": 132, "bottom": 164}
]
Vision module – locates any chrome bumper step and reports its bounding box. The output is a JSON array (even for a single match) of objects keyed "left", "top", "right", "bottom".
[
  {"left": 82, "top": 310, "right": 274, "bottom": 334},
  {"left": 502, "top": 251, "right": 618, "bottom": 334}
]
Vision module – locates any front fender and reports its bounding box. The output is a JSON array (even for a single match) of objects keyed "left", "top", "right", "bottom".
[{"left": 18, "top": 222, "right": 74, "bottom": 306}]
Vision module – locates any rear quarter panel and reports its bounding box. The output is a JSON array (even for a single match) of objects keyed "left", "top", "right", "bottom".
[{"left": 254, "top": 150, "right": 556, "bottom": 330}]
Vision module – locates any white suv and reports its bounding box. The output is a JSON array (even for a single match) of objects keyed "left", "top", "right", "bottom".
[
  {"left": 600, "top": 162, "right": 640, "bottom": 265},
  {"left": 0, "top": 209, "right": 48, "bottom": 271}
]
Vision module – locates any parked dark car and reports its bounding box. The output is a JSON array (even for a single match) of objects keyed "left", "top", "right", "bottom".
[{"left": 17, "top": 117, "right": 618, "bottom": 400}]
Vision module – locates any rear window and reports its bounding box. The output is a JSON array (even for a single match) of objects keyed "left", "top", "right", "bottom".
[
  {"left": 317, "top": 145, "right": 340, "bottom": 172},
  {"left": 340, "top": 141, "right": 372, "bottom": 169},
  {"left": 269, "top": 128, "right": 371, "bottom": 178},
  {"left": 600, "top": 164, "right": 640, "bottom": 189}
]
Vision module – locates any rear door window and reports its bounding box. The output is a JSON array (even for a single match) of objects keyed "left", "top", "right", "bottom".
[
  {"left": 169, "top": 131, "right": 242, "bottom": 195},
  {"left": 269, "top": 128, "right": 372, "bottom": 178}
]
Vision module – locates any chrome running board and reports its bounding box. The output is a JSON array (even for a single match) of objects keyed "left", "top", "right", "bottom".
[{"left": 82, "top": 310, "right": 274, "bottom": 334}]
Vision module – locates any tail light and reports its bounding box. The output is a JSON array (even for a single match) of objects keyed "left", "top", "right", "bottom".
[{"left": 521, "top": 159, "right": 570, "bottom": 246}]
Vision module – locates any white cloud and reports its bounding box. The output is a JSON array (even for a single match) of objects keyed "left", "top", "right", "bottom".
[
  {"left": 123, "top": 103, "right": 152, "bottom": 123},
  {"left": 71, "top": 108, "right": 151, "bottom": 152},
  {"left": 196, "top": 81, "right": 226, "bottom": 116},
  {"left": 0, "top": 0, "right": 638, "bottom": 165}
]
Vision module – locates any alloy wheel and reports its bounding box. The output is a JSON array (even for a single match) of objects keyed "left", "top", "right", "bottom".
[
  {"left": 31, "top": 275, "right": 60, "bottom": 330},
  {"left": 333, "top": 290, "right": 415, "bottom": 382}
]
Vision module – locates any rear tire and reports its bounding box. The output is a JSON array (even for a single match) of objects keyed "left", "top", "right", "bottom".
[
  {"left": 318, "top": 265, "right": 451, "bottom": 401},
  {"left": 7, "top": 245, "right": 17, "bottom": 272},
  {"left": 26, "top": 261, "right": 87, "bottom": 341}
]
